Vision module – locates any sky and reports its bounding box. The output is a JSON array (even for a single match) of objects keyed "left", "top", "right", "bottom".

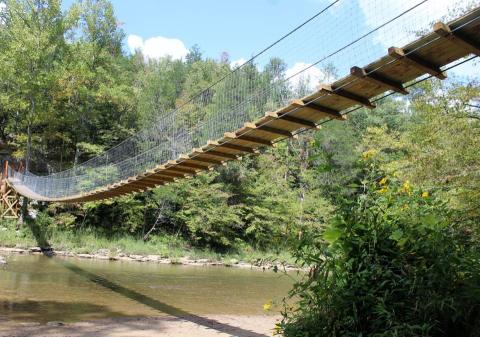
[
  {"left": 60, "top": 0, "right": 479, "bottom": 84},
  {"left": 60, "top": 0, "right": 338, "bottom": 62}
]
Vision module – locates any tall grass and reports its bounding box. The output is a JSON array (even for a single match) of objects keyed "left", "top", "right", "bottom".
[{"left": 0, "top": 219, "right": 293, "bottom": 264}]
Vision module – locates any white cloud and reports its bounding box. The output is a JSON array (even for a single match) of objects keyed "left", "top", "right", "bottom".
[
  {"left": 127, "top": 35, "right": 143, "bottom": 52},
  {"left": 286, "top": 62, "right": 335, "bottom": 91},
  {"left": 230, "top": 58, "right": 247, "bottom": 69},
  {"left": 127, "top": 34, "right": 189, "bottom": 61}
]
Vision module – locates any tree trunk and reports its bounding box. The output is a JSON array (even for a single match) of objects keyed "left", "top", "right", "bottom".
[{"left": 18, "top": 109, "right": 34, "bottom": 228}]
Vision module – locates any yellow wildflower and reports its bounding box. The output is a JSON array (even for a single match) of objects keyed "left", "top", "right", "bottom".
[
  {"left": 362, "top": 149, "right": 377, "bottom": 160},
  {"left": 422, "top": 191, "right": 429, "bottom": 198},
  {"left": 379, "top": 177, "right": 388, "bottom": 185},
  {"left": 400, "top": 180, "right": 412, "bottom": 195},
  {"left": 378, "top": 186, "right": 388, "bottom": 194},
  {"left": 273, "top": 324, "right": 282, "bottom": 335},
  {"left": 263, "top": 300, "right": 272, "bottom": 312}
]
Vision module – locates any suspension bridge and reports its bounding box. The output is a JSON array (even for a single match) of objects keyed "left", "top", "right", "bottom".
[{"left": 1, "top": 1, "right": 480, "bottom": 210}]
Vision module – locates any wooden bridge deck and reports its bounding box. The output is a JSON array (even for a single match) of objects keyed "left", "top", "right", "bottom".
[{"left": 7, "top": 7, "right": 480, "bottom": 203}]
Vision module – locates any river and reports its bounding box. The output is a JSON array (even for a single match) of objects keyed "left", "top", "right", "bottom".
[{"left": 0, "top": 254, "right": 295, "bottom": 336}]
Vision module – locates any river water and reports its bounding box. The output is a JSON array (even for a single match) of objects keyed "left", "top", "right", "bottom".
[{"left": 0, "top": 254, "right": 294, "bottom": 324}]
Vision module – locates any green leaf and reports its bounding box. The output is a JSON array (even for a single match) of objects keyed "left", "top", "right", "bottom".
[
  {"left": 421, "top": 214, "right": 439, "bottom": 228},
  {"left": 323, "top": 228, "right": 342, "bottom": 244},
  {"left": 389, "top": 229, "right": 403, "bottom": 242}
]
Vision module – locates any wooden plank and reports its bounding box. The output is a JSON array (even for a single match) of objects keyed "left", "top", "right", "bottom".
[
  {"left": 350, "top": 66, "right": 408, "bottom": 95},
  {"left": 205, "top": 150, "right": 242, "bottom": 160},
  {"left": 224, "top": 132, "right": 274, "bottom": 146},
  {"left": 319, "top": 85, "right": 375, "bottom": 109},
  {"left": 289, "top": 98, "right": 346, "bottom": 121},
  {"left": 193, "top": 148, "right": 239, "bottom": 160},
  {"left": 288, "top": 99, "right": 343, "bottom": 120},
  {"left": 175, "top": 161, "right": 209, "bottom": 170},
  {"left": 388, "top": 47, "right": 447, "bottom": 79},
  {"left": 165, "top": 163, "right": 197, "bottom": 175},
  {"left": 145, "top": 176, "right": 175, "bottom": 183},
  {"left": 433, "top": 22, "right": 480, "bottom": 57},
  {"left": 244, "top": 122, "right": 294, "bottom": 137},
  {"left": 180, "top": 154, "right": 223, "bottom": 165},
  {"left": 155, "top": 170, "right": 187, "bottom": 178},
  {"left": 265, "top": 111, "right": 319, "bottom": 128},
  {"left": 130, "top": 181, "right": 155, "bottom": 187},
  {"left": 215, "top": 142, "right": 258, "bottom": 154}
]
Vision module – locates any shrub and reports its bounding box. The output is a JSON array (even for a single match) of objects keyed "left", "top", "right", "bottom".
[{"left": 280, "top": 164, "right": 480, "bottom": 337}]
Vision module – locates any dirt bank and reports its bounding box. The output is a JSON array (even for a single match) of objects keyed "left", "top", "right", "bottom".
[
  {"left": 0, "top": 246, "right": 301, "bottom": 271},
  {"left": 0, "top": 315, "right": 280, "bottom": 337}
]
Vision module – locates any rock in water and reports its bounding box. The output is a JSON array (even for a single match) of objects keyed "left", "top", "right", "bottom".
[
  {"left": 46, "top": 321, "right": 64, "bottom": 327},
  {"left": 0, "top": 256, "right": 6, "bottom": 265}
]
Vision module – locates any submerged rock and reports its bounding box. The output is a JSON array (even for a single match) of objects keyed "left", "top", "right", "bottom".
[
  {"left": 77, "top": 253, "right": 94, "bottom": 259},
  {"left": 46, "top": 321, "right": 64, "bottom": 327}
]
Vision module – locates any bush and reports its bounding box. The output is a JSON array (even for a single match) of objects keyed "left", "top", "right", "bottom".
[{"left": 280, "top": 163, "right": 480, "bottom": 337}]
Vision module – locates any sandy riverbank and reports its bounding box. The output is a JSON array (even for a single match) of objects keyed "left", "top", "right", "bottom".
[{"left": 0, "top": 315, "right": 280, "bottom": 337}]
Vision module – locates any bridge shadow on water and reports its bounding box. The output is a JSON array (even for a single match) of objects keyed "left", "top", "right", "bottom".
[
  {"left": 60, "top": 261, "right": 270, "bottom": 337},
  {"left": 0, "top": 299, "right": 124, "bottom": 323}
]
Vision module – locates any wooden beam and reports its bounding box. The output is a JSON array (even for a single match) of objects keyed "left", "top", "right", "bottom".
[
  {"left": 266, "top": 111, "right": 319, "bottom": 128},
  {"left": 350, "top": 66, "right": 408, "bottom": 95},
  {"left": 188, "top": 156, "right": 224, "bottom": 165},
  {"left": 146, "top": 175, "right": 175, "bottom": 183},
  {"left": 130, "top": 181, "right": 155, "bottom": 187},
  {"left": 165, "top": 163, "right": 197, "bottom": 175},
  {"left": 243, "top": 122, "right": 293, "bottom": 137},
  {"left": 115, "top": 186, "right": 144, "bottom": 193},
  {"left": 205, "top": 150, "right": 242, "bottom": 160},
  {"left": 433, "top": 22, "right": 480, "bottom": 57},
  {"left": 319, "top": 85, "right": 375, "bottom": 109},
  {"left": 260, "top": 125, "right": 293, "bottom": 137},
  {"left": 388, "top": 47, "right": 447, "bottom": 80},
  {"left": 291, "top": 99, "right": 346, "bottom": 120},
  {"left": 175, "top": 161, "right": 209, "bottom": 170},
  {"left": 215, "top": 142, "right": 258, "bottom": 154},
  {"left": 224, "top": 132, "right": 274, "bottom": 146},
  {"left": 195, "top": 149, "right": 239, "bottom": 160},
  {"left": 113, "top": 185, "right": 137, "bottom": 191},
  {"left": 155, "top": 170, "right": 187, "bottom": 178}
]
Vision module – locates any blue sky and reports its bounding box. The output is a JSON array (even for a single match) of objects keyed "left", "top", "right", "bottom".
[
  {"left": 61, "top": 0, "right": 337, "bottom": 62},
  {"left": 61, "top": 0, "right": 478, "bottom": 83}
]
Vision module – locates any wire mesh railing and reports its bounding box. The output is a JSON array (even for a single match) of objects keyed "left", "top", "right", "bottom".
[{"left": 8, "top": 0, "right": 478, "bottom": 200}]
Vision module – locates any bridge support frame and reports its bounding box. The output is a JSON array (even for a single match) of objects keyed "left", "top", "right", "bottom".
[{"left": 1, "top": 161, "right": 20, "bottom": 220}]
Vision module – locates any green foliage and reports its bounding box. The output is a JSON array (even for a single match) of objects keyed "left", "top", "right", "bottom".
[
  {"left": 241, "top": 153, "right": 301, "bottom": 250},
  {"left": 280, "top": 159, "right": 480, "bottom": 337},
  {"left": 172, "top": 173, "right": 242, "bottom": 250},
  {"left": 362, "top": 80, "right": 480, "bottom": 226}
]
